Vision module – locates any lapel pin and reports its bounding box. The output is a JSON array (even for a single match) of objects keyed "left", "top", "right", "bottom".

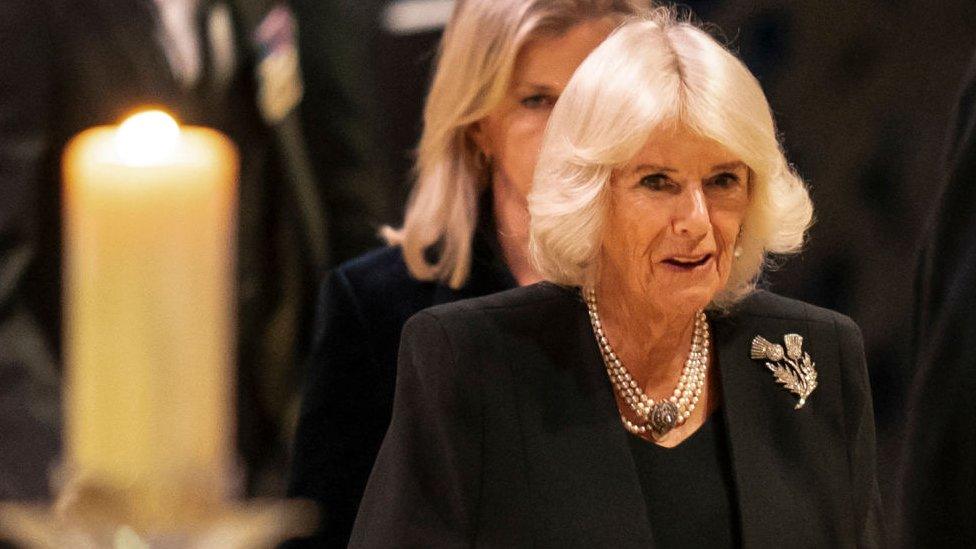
[{"left": 750, "top": 334, "right": 818, "bottom": 409}]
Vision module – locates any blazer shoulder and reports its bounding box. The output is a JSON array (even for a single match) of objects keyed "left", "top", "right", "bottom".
[
  {"left": 331, "top": 246, "right": 436, "bottom": 301},
  {"left": 729, "top": 290, "right": 859, "bottom": 333},
  {"left": 336, "top": 246, "right": 410, "bottom": 285},
  {"left": 421, "top": 282, "right": 578, "bottom": 323}
]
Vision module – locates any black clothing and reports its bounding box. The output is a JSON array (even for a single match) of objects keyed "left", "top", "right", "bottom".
[
  {"left": 350, "top": 283, "right": 883, "bottom": 548},
  {"left": 628, "top": 409, "right": 738, "bottom": 549},
  {"left": 899, "top": 50, "right": 976, "bottom": 548},
  {"left": 287, "top": 209, "right": 516, "bottom": 547}
]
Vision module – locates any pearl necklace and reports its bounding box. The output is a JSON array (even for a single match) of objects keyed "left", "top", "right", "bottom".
[{"left": 583, "top": 288, "right": 710, "bottom": 440}]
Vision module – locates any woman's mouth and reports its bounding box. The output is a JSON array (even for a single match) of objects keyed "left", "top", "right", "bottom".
[{"left": 661, "top": 254, "right": 713, "bottom": 272}]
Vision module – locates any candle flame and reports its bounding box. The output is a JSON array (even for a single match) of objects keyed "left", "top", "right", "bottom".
[{"left": 114, "top": 110, "right": 181, "bottom": 166}]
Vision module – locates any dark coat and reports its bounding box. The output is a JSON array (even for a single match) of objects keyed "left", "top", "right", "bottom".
[
  {"left": 287, "top": 228, "right": 516, "bottom": 547},
  {"left": 0, "top": 0, "right": 324, "bottom": 498},
  {"left": 350, "top": 283, "right": 884, "bottom": 548},
  {"left": 899, "top": 50, "right": 976, "bottom": 548}
]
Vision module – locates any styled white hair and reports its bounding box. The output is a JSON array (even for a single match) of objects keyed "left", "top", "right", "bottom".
[
  {"left": 383, "top": 0, "right": 652, "bottom": 289},
  {"left": 529, "top": 9, "right": 813, "bottom": 306}
]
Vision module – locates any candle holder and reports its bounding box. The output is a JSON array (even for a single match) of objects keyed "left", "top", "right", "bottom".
[{"left": 0, "top": 469, "right": 316, "bottom": 548}]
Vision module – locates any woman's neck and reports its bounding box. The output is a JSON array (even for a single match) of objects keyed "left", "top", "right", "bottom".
[
  {"left": 594, "top": 280, "right": 699, "bottom": 393},
  {"left": 492, "top": 176, "right": 542, "bottom": 287}
]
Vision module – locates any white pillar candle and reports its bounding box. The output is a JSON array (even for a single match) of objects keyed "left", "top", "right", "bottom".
[{"left": 62, "top": 111, "right": 238, "bottom": 528}]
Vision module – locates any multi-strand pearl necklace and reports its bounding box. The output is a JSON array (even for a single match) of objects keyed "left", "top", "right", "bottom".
[{"left": 583, "top": 288, "right": 710, "bottom": 440}]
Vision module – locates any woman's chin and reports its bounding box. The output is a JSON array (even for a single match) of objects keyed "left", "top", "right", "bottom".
[{"left": 654, "top": 283, "right": 718, "bottom": 314}]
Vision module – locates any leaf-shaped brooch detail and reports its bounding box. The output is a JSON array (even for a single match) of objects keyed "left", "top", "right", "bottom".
[{"left": 751, "top": 334, "right": 818, "bottom": 409}]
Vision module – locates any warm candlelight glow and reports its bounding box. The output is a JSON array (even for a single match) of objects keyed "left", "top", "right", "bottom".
[
  {"left": 62, "top": 112, "right": 239, "bottom": 529},
  {"left": 114, "top": 110, "right": 181, "bottom": 166}
]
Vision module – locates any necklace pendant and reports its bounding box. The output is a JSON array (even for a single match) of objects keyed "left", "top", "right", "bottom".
[{"left": 648, "top": 400, "right": 679, "bottom": 438}]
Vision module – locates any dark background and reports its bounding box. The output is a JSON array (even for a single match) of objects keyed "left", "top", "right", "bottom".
[{"left": 292, "top": 0, "right": 976, "bottom": 511}]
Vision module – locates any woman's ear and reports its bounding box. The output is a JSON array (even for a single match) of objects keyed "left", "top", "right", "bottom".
[{"left": 468, "top": 121, "right": 492, "bottom": 158}]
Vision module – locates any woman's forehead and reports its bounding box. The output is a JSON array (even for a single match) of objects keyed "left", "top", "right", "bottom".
[
  {"left": 513, "top": 19, "right": 617, "bottom": 91},
  {"left": 623, "top": 125, "right": 744, "bottom": 172}
]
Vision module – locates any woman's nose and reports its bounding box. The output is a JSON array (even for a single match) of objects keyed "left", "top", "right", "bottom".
[{"left": 671, "top": 187, "right": 710, "bottom": 239}]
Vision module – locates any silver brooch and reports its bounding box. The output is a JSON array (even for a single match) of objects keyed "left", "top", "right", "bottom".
[{"left": 750, "top": 334, "right": 818, "bottom": 409}]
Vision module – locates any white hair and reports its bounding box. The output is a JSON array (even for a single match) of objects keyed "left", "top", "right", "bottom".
[
  {"left": 529, "top": 9, "right": 814, "bottom": 307},
  {"left": 382, "top": 0, "right": 652, "bottom": 289}
]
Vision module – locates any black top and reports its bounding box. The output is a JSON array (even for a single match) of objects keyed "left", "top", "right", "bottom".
[
  {"left": 350, "top": 283, "right": 884, "bottom": 548},
  {"left": 286, "top": 196, "right": 516, "bottom": 547},
  {"left": 628, "top": 409, "right": 739, "bottom": 549}
]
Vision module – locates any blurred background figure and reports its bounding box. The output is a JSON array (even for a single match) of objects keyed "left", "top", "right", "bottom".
[
  {"left": 291, "top": 0, "right": 427, "bottom": 264},
  {"left": 287, "top": 1, "right": 652, "bottom": 546},
  {"left": 0, "top": 0, "right": 342, "bottom": 501},
  {"left": 898, "top": 50, "right": 976, "bottom": 548}
]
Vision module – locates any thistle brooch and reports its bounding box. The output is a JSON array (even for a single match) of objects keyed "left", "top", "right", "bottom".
[{"left": 750, "top": 334, "right": 818, "bottom": 409}]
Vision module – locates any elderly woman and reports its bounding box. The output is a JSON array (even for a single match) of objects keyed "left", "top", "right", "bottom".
[
  {"left": 350, "top": 11, "right": 883, "bottom": 548},
  {"left": 288, "top": 1, "right": 651, "bottom": 546}
]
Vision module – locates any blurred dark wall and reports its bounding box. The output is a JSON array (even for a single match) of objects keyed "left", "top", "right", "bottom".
[
  {"left": 705, "top": 0, "right": 976, "bottom": 499},
  {"left": 294, "top": 0, "right": 976, "bottom": 510}
]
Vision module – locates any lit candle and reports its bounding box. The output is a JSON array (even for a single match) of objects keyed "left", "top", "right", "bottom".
[{"left": 62, "top": 111, "right": 238, "bottom": 528}]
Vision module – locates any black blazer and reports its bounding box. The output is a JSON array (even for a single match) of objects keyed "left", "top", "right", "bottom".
[
  {"left": 350, "top": 283, "right": 883, "bottom": 548},
  {"left": 287, "top": 229, "right": 516, "bottom": 547}
]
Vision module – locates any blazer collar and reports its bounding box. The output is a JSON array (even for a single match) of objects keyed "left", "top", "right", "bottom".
[
  {"left": 712, "top": 310, "right": 775, "bottom": 548},
  {"left": 513, "top": 288, "right": 654, "bottom": 546},
  {"left": 710, "top": 307, "right": 852, "bottom": 547}
]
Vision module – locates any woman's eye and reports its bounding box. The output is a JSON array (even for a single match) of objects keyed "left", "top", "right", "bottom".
[
  {"left": 708, "top": 172, "right": 741, "bottom": 189},
  {"left": 520, "top": 94, "right": 554, "bottom": 109},
  {"left": 638, "top": 173, "right": 673, "bottom": 191}
]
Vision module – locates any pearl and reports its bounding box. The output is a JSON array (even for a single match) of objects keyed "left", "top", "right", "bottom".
[{"left": 585, "top": 287, "right": 709, "bottom": 440}]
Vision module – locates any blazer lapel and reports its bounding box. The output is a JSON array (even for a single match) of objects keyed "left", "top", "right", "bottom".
[
  {"left": 512, "top": 296, "right": 654, "bottom": 547},
  {"left": 713, "top": 310, "right": 855, "bottom": 548}
]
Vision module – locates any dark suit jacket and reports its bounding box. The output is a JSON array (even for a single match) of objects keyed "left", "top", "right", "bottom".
[
  {"left": 0, "top": 0, "right": 324, "bottom": 498},
  {"left": 350, "top": 283, "right": 883, "bottom": 548},
  {"left": 899, "top": 50, "right": 976, "bottom": 548},
  {"left": 287, "top": 223, "right": 516, "bottom": 547}
]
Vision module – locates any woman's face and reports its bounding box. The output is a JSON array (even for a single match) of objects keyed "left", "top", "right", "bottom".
[
  {"left": 600, "top": 125, "right": 751, "bottom": 315},
  {"left": 471, "top": 18, "right": 616, "bottom": 199}
]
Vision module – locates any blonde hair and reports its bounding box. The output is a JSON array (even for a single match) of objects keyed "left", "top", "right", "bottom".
[
  {"left": 529, "top": 9, "right": 814, "bottom": 307},
  {"left": 383, "top": 0, "right": 652, "bottom": 289}
]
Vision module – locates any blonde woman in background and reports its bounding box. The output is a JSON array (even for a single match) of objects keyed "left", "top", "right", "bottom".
[
  {"left": 287, "top": 1, "right": 650, "bottom": 546},
  {"left": 351, "top": 10, "right": 882, "bottom": 547}
]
